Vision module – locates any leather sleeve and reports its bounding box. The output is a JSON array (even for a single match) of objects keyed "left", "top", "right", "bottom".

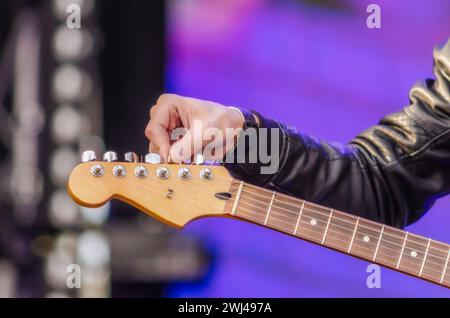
[{"left": 225, "top": 39, "right": 450, "bottom": 229}]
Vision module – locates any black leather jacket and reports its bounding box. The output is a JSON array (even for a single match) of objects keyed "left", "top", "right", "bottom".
[{"left": 226, "top": 39, "right": 450, "bottom": 229}]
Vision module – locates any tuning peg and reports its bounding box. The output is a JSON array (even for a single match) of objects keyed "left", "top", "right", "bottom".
[
  {"left": 103, "top": 151, "right": 118, "bottom": 162},
  {"left": 145, "top": 153, "right": 161, "bottom": 164},
  {"left": 193, "top": 154, "right": 205, "bottom": 165},
  {"left": 82, "top": 150, "right": 97, "bottom": 163},
  {"left": 124, "top": 152, "right": 139, "bottom": 163}
]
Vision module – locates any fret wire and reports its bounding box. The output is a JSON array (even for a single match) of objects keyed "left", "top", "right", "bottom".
[
  {"left": 234, "top": 207, "right": 448, "bottom": 277},
  {"left": 396, "top": 232, "right": 409, "bottom": 269},
  {"left": 233, "top": 187, "right": 450, "bottom": 254},
  {"left": 236, "top": 201, "right": 450, "bottom": 265},
  {"left": 229, "top": 186, "right": 450, "bottom": 267},
  {"left": 321, "top": 209, "right": 333, "bottom": 245},
  {"left": 234, "top": 199, "right": 450, "bottom": 266},
  {"left": 238, "top": 201, "right": 310, "bottom": 228},
  {"left": 419, "top": 238, "right": 432, "bottom": 277},
  {"left": 236, "top": 188, "right": 442, "bottom": 251},
  {"left": 441, "top": 249, "right": 450, "bottom": 284},
  {"left": 372, "top": 225, "right": 385, "bottom": 262},
  {"left": 231, "top": 181, "right": 244, "bottom": 216},
  {"left": 347, "top": 217, "right": 360, "bottom": 253},
  {"left": 225, "top": 181, "right": 450, "bottom": 279},
  {"left": 293, "top": 200, "right": 305, "bottom": 235},
  {"left": 264, "top": 191, "right": 276, "bottom": 226},
  {"left": 132, "top": 177, "right": 450, "bottom": 281},
  {"left": 227, "top": 182, "right": 450, "bottom": 258}
]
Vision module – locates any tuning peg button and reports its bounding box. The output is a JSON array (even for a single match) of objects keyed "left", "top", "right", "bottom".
[
  {"left": 145, "top": 153, "right": 161, "bottom": 164},
  {"left": 156, "top": 167, "right": 170, "bottom": 180},
  {"left": 113, "top": 165, "right": 127, "bottom": 178},
  {"left": 82, "top": 150, "right": 97, "bottom": 163},
  {"left": 135, "top": 166, "right": 148, "bottom": 179},
  {"left": 124, "top": 152, "right": 139, "bottom": 163},
  {"left": 193, "top": 154, "right": 205, "bottom": 165},
  {"left": 178, "top": 168, "right": 192, "bottom": 180},
  {"left": 103, "top": 151, "right": 118, "bottom": 162},
  {"left": 200, "top": 168, "right": 213, "bottom": 181},
  {"left": 90, "top": 164, "right": 104, "bottom": 177}
]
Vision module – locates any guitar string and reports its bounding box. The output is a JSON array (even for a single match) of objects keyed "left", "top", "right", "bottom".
[
  {"left": 193, "top": 175, "right": 450, "bottom": 259},
  {"left": 113, "top": 163, "right": 447, "bottom": 253},
  {"left": 122, "top": 170, "right": 450, "bottom": 268},
  {"left": 103, "top": 168, "right": 443, "bottom": 274},
  {"left": 223, "top": 177, "right": 447, "bottom": 248},
  {"left": 235, "top": 205, "right": 450, "bottom": 278},
  {"left": 236, "top": 201, "right": 450, "bottom": 276},
  {"left": 187, "top": 174, "right": 450, "bottom": 253},
  {"left": 125, "top": 175, "right": 450, "bottom": 274},
  {"left": 235, "top": 196, "right": 450, "bottom": 269},
  {"left": 236, "top": 192, "right": 443, "bottom": 254}
]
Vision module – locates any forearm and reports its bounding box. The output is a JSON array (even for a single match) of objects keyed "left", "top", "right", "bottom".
[{"left": 225, "top": 38, "right": 450, "bottom": 229}]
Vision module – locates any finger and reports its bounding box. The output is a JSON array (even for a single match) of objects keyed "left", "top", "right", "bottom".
[
  {"left": 145, "top": 106, "right": 172, "bottom": 162},
  {"left": 169, "top": 125, "right": 205, "bottom": 163}
]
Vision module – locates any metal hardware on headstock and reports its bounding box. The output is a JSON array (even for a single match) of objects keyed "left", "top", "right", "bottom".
[
  {"left": 124, "top": 152, "right": 139, "bottom": 163},
  {"left": 69, "top": 150, "right": 233, "bottom": 229},
  {"left": 103, "top": 151, "right": 118, "bottom": 162},
  {"left": 178, "top": 167, "right": 192, "bottom": 180},
  {"left": 82, "top": 150, "right": 97, "bottom": 163},
  {"left": 113, "top": 165, "right": 126, "bottom": 178},
  {"left": 193, "top": 154, "right": 205, "bottom": 165},
  {"left": 81, "top": 150, "right": 216, "bottom": 181},
  {"left": 200, "top": 168, "right": 213, "bottom": 181},
  {"left": 145, "top": 153, "right": 162, "bottom": 164},
  {"left": 156, "top": 167, "right": 170, "bottom": 180},
  {"left": 90, "top": 164, "right": 104, "bottom": 177},
  {"left": 166, "top": 189, "right": 174, "bottom": 199},
  {"left": 134, "top": 165, "right": 148, "bottom": 179}
]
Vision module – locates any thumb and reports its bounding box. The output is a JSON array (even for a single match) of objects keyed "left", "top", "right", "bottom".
[{"left": 146, "top": 123, "right": 171, "bottom": 163}]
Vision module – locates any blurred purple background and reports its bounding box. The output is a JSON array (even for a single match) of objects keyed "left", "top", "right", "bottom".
[{"left": 166, "top": 0, "right": 450, "bottom": 297}]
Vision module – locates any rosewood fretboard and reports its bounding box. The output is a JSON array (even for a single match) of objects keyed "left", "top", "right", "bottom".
[{"left": 224, "top": 180, "right": 450, "bottom": 289}]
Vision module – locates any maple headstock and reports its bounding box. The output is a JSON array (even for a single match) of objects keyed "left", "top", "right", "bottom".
[{"left": 67, "top": 151, "right": 234, "bottom": 228}]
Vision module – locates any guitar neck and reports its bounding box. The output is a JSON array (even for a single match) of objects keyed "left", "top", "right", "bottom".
[{"left": 224, "top": 180, "right": 450, "bottom": 288}]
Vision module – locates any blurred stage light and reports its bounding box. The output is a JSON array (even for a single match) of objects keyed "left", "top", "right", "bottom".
[
  {"left": 51, "top": 105, "right": 85, "bottom": 144},
  {"left": 46, "top": 291, "right": 70, "bottom": 298},
  {"left": 0, "top": 260, "right": 18, "bottom": 298},
  {"left": 44, "top": 234, "right": 77, "bottom": 290},
  {"left": 52, "top": 64, "right": 92, "bottom": 102},
  {"left": 52, "top": 26, "right": 94, "bottom": 61},
  {"left": 49, "top": 190, "right": 80, "bottom": 228},
  {"left": 77, "top": 230, "right": 110, "bottom": 298},
  {"left": 79, "top": 135, "right": 105, "bottom": 156},
  {"left": 49, "top": 147, "right": 78, "bottom": 186},
  {"left": 52, "top": 0, "right": 94, "bottom": 21},
  {"left": 80, "top": 204, "right": 110, "bottom": 226},
  {"left": 10, "top": 167, "right": 44, "bottom": 208},
  {"left": 78, "top": 231, "right": 110, "bottom": 268},
  {"left": 79, "top": 267, "right": 110, "bottom": 298}
]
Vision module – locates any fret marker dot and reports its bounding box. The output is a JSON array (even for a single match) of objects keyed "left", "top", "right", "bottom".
[
  {"left": 410, "top": 251, "right": 417, "bottom": 258},
  {"left": 363, "top": 236, "right": 370, "bottom": 243},
  {"left": 310, "top": 219, "right": 317, "bottom": 226}
]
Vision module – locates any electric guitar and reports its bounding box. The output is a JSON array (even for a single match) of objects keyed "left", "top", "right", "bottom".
[{"left": 68, "top": 151, "right": 450, "bottom": 289}]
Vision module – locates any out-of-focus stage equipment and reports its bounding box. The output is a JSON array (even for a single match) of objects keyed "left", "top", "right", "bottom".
[
  {"left": 98, "top": 0, "right": 209, "bottom": 297},
  {"left": 68, "top": 151, "right": 450, "bottom": 289},
  {"left": 0, "top": 0, "right": 209, "bottom": 297}
]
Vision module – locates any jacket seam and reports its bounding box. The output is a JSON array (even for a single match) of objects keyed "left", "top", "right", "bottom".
[
  {"left": 383, "top": 128, "right": 450, "bottom": 171},
  {"left": 404, "top": 107, "right": 435, "bottom": 137}
]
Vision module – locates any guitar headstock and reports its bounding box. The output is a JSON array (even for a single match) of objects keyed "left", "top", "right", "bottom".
[{"left": 67, "top": 151, "right": 234, "bottom": 228}]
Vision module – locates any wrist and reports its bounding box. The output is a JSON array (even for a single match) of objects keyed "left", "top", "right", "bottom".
[
  {"left": 228, "top": 107, "right": 245, "bottom": 129},
  {"left": 228, "top": 107, "right": 260, "bottom": 129}
]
